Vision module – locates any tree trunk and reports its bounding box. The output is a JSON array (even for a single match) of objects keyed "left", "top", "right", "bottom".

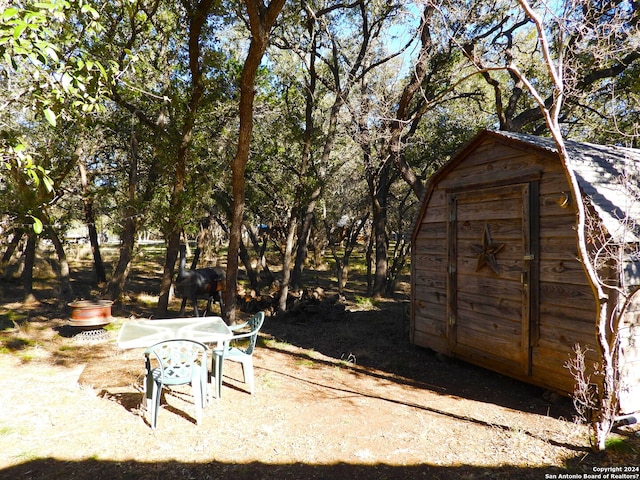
[
  {"left": 291, "top": 200, "right": 314, "bottom": 289},
  {"left": 225, "top": 0, "right": 286, "bottom": 324},
  {"left": 159, "top": 231, "right": 181, "bottom": 317},
  {"left": 22, "top": 231, "right": 37, "bottom": 304},
  {"left": 594, "top": 302, "right": 616, "bottom": 451},
  {"left": 289, "top": 11, "right": 317, "bottom": 291},
  {"left": 326, "top": 213, "right": 368, "bottom": 295},
  {"left": 511, "top": 0, "right": 616, "bottom": 451},
  {"left": 366, "top": 226, "right": 374, "bottom": 296},
  {"left": 78, "top": 159, "right": 106, "bottom": 284},
  {"left": 387, "top": 6, "right": 433, "bottom": 201},
  {"left": 2, "top": 228, "right": 24, "bottom": 266},
  {"left": 246, "top": 225, "right": 274, "bottom": 286},
  {"left": 385, "top": 235, "right": 410, "bottom": 297},
  {"left": 157, "top": 0, "right": 215, "bottom": 316},
  {"left": 239, "top": 236, "right": 259, "bottom": 292},
  {"left": 44, "top": 223, "right": 74, "bottom": 304},
  {"left": 105, "top": 215, "right": 137, "bottom": 301},
  {"left": 277, "top": 213, "right": 297, "bottom": 313},
  {"left": 371, "top": 163, "right": 391, "bottom": 298},
  {"left": 372, "top": 217, "right": 388, "bottom": 298},
  {"left": 106, "top": 117, "right": 140, "bottom": 301}
]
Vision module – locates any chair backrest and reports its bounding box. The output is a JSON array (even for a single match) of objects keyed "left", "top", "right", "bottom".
[
  {"left": 145, "top": 339, "right": 208, "bottom": 385},
  {"left": 243, "top": 311, "right": 265, "bottom": 356}
]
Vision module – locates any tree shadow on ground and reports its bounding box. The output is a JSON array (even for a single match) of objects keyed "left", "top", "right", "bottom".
[
  {"left": 257, "top": 345, "right": 585, "bottom": 454},
  {"left": 260, "top": 302, "right": 576, "bottom": 421},
  {"left": 0, "top": 457, "right": 604, "bottom": 480}
]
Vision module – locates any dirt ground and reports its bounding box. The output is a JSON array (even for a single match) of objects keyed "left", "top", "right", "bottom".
[{"left": 1, "top": 252, "right": 639, "bottom": 480}]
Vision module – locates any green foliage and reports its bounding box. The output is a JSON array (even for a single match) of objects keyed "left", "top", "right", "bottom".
[
  {"left": 1, "top": 0, "right": 116, "bottom": 233},
  {"left": 0, "top": 1, "right": 112, "bottom": 125},
  {"left": 0, "top": 0, "right": 637, "bottom": 301}
]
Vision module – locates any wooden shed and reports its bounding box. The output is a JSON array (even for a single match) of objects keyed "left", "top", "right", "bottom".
[{"left": 410, "top": 129, "right": 640, "bottom": 415}]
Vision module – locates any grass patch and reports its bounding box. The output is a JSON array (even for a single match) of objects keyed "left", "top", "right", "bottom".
[
  {"left": 0, "top": 425, "right": 17, "bottom": 436},
  {"left": 104, "top": 320, "right": 122, "bottom": 332},
  {"left": 295, "top": 358, "right": 315, "bottom": 368},
  {"left": 354, "top": 295, "right": 379, "bottom": 310},
  {"left": 259, "top": 371, "right": 279, "bottom": 390},
  {"left": 3, "top": 337, "right": 35, "bottom": 351},
  {"left": 135, "top": 292, "right": 158, "bottom": 307},
  {"left": 0, "top": 311, "right": 26, "bottom": 330},
  {"left": 58, "top": 345, "right": 78, "bottom": 352},
  {"left": 263, "top": 338, "right": 295, "bottom": 351},
  {"left": 17, "top": 351, "right": 35, "bottom": 362},
  {"left": 605, "top": 435, "right": 637, "bottom": 454}
]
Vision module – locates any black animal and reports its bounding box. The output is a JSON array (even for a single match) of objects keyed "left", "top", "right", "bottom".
[{"left": 175, "top": 244, "right": 225, "bottom": 317}]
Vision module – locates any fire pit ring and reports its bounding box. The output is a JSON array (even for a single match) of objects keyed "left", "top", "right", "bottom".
[{"left": 67, "top": 300, "right": 114, "bottom": 342}]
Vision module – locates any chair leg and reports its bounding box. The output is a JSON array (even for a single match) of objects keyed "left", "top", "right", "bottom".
[
  {"left": 151, "top": 381, "right": 161, "bottom": 429},
  {"left": 241, "top": 358, "right": 254, "bottom": 394},
  {"left": 200, "top": 363, "right": 209, "bottom": 406},
  {"left": 145, "top": 364, "right": 158, "bottom": 426},
  {"left": 213, "top": 354, "right": 223, "bottom": 399},
  {"left": 192, "top": 377, "right": 202, "bottom": 425},
  {"left": 145, "top": 370, "right": 154, "bottom": 411}
]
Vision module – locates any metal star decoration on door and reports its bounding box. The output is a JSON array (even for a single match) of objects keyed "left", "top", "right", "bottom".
[{"left": 471, "top": 224, "right": 506, "bottom": 275}]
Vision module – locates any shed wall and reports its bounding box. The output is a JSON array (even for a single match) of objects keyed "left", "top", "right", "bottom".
[
  {"left": 619, "top": 291, "right": 640, "bottom": 413},
  {"left": 411, "top": 136, "right": 598, "bottom": 395}
]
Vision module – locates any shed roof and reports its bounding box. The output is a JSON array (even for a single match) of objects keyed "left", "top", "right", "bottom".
[{"left": 491, "top": 131, "right": 640, "bottom": 243}]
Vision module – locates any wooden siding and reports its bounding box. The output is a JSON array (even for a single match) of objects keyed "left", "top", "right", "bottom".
[
  {"left": 619, "top": 291, "right": 640, "bottom": 413},
  {"left": 411, "top": 134, "right": 600, "bottom": 398}
]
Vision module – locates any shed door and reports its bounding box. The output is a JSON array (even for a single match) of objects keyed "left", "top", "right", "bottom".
[{"left": 447, "top": 183, "right": 537, "bottom": 377}]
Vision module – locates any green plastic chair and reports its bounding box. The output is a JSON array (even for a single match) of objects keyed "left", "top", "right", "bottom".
[
  {"left": 212, "top": 311, "right": 265, "bottom": 399},
  {"left": 144, "top": 339, "right": 209, "bottom": 429}
]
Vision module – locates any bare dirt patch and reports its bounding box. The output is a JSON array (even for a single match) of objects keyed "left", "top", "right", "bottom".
[{"left": 1, "top": 256, "right": 639, "bottom": 479}]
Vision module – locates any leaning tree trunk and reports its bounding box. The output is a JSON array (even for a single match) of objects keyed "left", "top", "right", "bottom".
[
  {"left": 593, "top": 300, "right": 618, "bottom": 452},
  {"left": 2, "top": 228, "right": 24, "bottom": 267},
  {"left": 387, "top": 5, "right": 434, "bottom": 201}
]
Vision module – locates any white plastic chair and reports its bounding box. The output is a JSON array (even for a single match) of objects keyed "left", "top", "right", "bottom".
[
  {"left": 212, "top": 312, "right": 265, "bottom": 398},
  {"left": 144, "top": 339, "right": 209, "bottom": 428}
]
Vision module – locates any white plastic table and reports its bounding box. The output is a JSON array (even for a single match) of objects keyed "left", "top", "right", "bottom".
[{"left": 117, "top": 316, "right": 233, "bottom": 349}]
